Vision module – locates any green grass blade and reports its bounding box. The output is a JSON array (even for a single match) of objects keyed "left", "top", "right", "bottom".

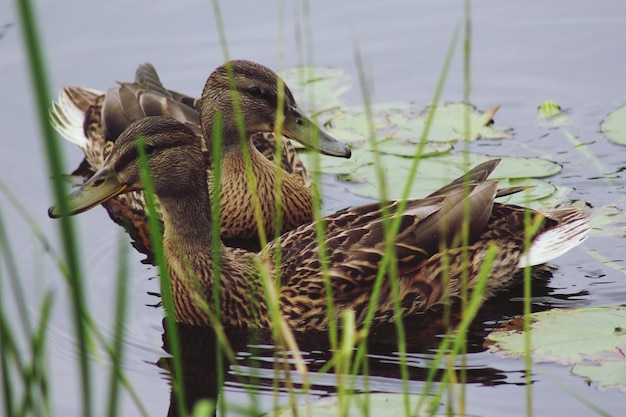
[
  {"left": 14, "top": 0, "right": 92, "bottom": 414},
  {"left": 29, "top": 291, "right": 54, "bottom": 417},
  {"left": 0, "top": 287, "right": 20, "bottom": 417},
  {"left": 0, "top": 206, "right": 32, "bottom": 336},
  {"left": 105, "top": 237, "right": 129, "bottom": 417}
]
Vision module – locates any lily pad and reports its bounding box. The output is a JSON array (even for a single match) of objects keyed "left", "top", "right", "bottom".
[
  {"left": 286, "top": 66, "right": 566, "bottom": 209},
  {"left": 521, "top": 185, "right": 574, "bottom": 210},
  {"left": 486, "top": 307, "right": 626, "bottom": 366},
  {"left": 305, "top": 145, "right": 563, "bottom": 207},
  {"left": 328, "top": 102, "right": 511, "bottom": 145},
  {"left": 537, "top": 100, "right": 569, "bottom": 127},
  {"left": 343, "top": 153, "right": 561, "bottom": 203},
  {"left": 302, "top": 142, "right": 454, "bottom": 177},
  {"left": 281, "top": 66, "right": 350, "bottom": 122},
  {"left": 582, "top": 203, "right": 626, "bottom": 238},
  {"left": 573, "top": 362, "right": 626, "bottom": 392},
  {"left": 283, "top": 66, "right": 511, "bottom": 145},
  {"left": 600, "top": 104, "right": 626, "bottom": 146},
  {"left": 363, "top": 137, "right": 453, "bottom": 157},
  {"left": 270, "top": 393, "right": 439, "bottom": 417},
  {"left": 398, "top": 103, "right": 510, "bottom": 142}
]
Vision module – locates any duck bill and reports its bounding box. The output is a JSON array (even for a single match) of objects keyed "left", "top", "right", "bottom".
[
  {"left": 283, "top": 105, "right": 351, "bottom": 158},
  {"left": 48, "top": 166, "right": 128, "bottom": 218}
]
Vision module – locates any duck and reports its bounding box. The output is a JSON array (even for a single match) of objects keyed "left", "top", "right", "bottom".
[
  {"left": 49, "top": 115, "right": 590, "bottom": 331},
  {"left": 50, "top": 60, "right": 351, "bottom": 253}
]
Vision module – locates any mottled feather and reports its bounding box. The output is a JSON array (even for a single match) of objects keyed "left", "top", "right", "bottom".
[
  {"left": 50, "top": 64, "right": 590, "bottom": 332},
  {"left": 51, "top": 61, "right": 347, "bottom": 255}
]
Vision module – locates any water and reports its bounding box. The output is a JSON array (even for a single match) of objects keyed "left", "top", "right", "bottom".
[{"left": 1, "top": 0, "right": 625, "bottom": 415}]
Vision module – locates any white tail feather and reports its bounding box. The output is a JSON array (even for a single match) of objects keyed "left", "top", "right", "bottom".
[
  {"left": 50, "top": 87, "right": 102, "bottom": 150},
  {"left": 518, "top": 209, "right": 591, "bottom": 268}
]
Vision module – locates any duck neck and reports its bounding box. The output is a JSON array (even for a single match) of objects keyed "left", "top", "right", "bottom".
[
  {"left": 159, "top": 192, "right": 215, "bottom": 248},
  {"left": 201, "top": 107, "right": 257, "bottom": 156},
  {"left": 158, "top": 189, "right": 219, "bottom": 326},
  {"left": 158, "top": 187, "right": 266, "bottom": 328}
]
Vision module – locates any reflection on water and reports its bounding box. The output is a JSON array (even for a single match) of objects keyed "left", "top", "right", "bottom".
[{"left": 155, "top": 265, "right": 580, "bottom": 416}]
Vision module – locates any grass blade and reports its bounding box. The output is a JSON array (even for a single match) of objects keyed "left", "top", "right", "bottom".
[{"left": 14, "top": 0, "right": 92, "bottom": 415}]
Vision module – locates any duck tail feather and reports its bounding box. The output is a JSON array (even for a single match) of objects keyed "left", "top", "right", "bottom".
[
  {"left": 518, "top": 208, "right": 590, "bottom": 268},
  {"left": 50, "top": 87, "right": 102, "bottom": 149},
  {"left": 427, "top": 159, "right": 501, "bottom": 198},
  {"left": 135, "top": 63, "right": 172, "bottom": 98}
]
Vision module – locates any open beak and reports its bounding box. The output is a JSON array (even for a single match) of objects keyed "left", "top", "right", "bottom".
[
  {"left": 283, "top": 105, "right": 351, "bottom": 158},
  {"left": 48, "top": 165, "right": 128, "bottom": 218}
]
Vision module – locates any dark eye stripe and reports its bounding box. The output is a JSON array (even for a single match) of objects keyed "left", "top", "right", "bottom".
[
  {"left": 236, "top": 84, "right": 278, "bottom": 110},
  {"left": 248, "top": 87, "right": 262, "bottom": 97}
]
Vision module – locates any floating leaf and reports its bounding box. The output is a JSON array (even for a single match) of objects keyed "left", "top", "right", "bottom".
[
  {"left": 345, "top": 153, "right": 561, "bottom": 202},
  {"left": 537, "top": 100, "right": 569, "bottom": 127},
  {"left": 600, "top": 104, "right": 626, "bottom": 145},
  {"left": 487, "top": 307, "right": 626, "bottom": 392},
  {"left": 282, "top": 67, "right": 511, "bottom": 144},
  {"left": 493, "top": 178, "right": 557, "bottom": 206},
  {"left": 323, "top": 103, "right": 414, "bottom": 145},
  {"left": 523, "top": 185, "right": 573, "bottom": 210},
  {"left": 573, "top": 362, "right": 626, "bottom": 392},
  {"left": 538, "top": 100, "right": 563, "bottom": 119},
  {"left": 398, "top": 103, "right": 511, "bottom": 142},
  {"left": 281, "top": 66, "right": 350, "bottom": 122},
  {"left": 486, "top": 307, "right": 626, "bottom": 366},
  {"left": 363, "top": 137, "right": 453, "bottom": 157},
  {"left": 328, "top": 102, "right": 512, "bottom": 145},
  {"left": 270, "top": 393, "right": 441, "bottom": 417},
  {"left": 303, "top": 147, "right": 373, "bottom": 176},
  {"left": 286, "top": 66, "right": 566, "bottom": 208},
  {"left": 584, "top": 204, "right": 626, "bottom": 238},
  {"left": 302, "top": 143, "right": 453, "bottom": 176}
]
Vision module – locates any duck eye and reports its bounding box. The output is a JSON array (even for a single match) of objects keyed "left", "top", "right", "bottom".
[{"left": 247, "top": 87, "right": 262, "bottom": 97}]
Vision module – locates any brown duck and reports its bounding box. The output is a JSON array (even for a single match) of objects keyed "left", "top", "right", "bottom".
[
  {"left": 50, "top": 60, "right": 351, "bottom": 253},
  {"left": 49, "top": 116, "right": 590, "bottom": 331}
]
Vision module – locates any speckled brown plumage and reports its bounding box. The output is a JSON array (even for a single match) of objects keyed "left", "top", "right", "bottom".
[
  {"left": 51, "top": 61, "right": 348, "bottom": 256},
  {"left": 50, "top": 116, "right": 590, "bottom": 332}
]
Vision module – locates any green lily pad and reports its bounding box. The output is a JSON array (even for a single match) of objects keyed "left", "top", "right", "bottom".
[
  {"left": 400, "top": 103, "right": 511, "bottom": 142},
  {"left": 486, "top": 307, "right": 626, "bottom": 366},
  {"left": 283, "top": 66, "right": 511, "bottom": 145},
  {"left": 322, "top": 104, "right": 410, "bottom": 145},
  {"left": 538, "top": 100, "right": 563, "bottom": 119},
  {"left": 600, "top": 104, "right": 626, "bottom": 145},
  {"left": 537, "top": 100, "right": 569, "bottom": 127},
  {"left": 345, "top": 153, "right": 561, "bottom": 202},
  {"left": 328, "top": 102, "right": 511, "bottom": 145},
  {"left": 585, "top": 204, "right": 626, "bottom": 238},
  {"left": 363, "top": 137, "right": 453, "bottom": 157},
  {"left": 304, "top": 144, "right": 562, "bottom": 206},
  {"left": 522, "top": 185, "right": 574, "bottom": 210},
  {"left": 573, "top": 362, "right": 626, "bottom": 392},
  {"left": 281, "top": 66, "right": 350, "bottom": 122},
  {"left": 302, "top": 143, "right": 453, "bottom": 176},
  {"left": 285, "top": 66, "right": 566, "bottom": 209},
  {"left": 269, "top": 393, "right": 439, "bottom": 417}
]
